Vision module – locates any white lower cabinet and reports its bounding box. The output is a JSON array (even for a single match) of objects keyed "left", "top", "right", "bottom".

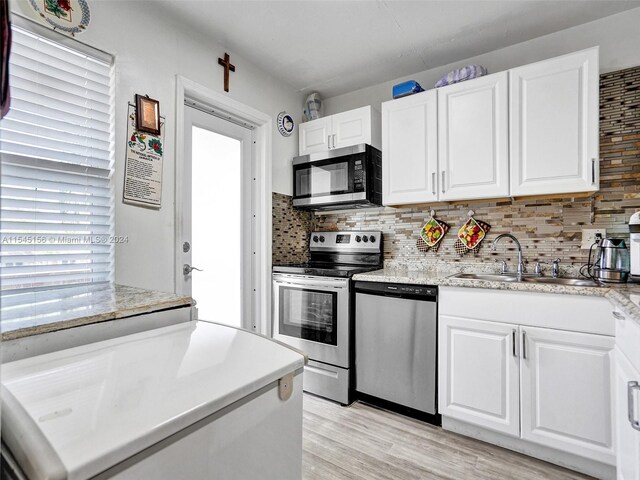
[
  {"left": 439, "top": 313, "right": 615, "bottom": 466},
  {"left": 520, "top": 326, "right": 615, "bottom": 465},
  {"left": 615, "top": 347, "right": 640, "bottom": 480},
  {"left": 439, "top": 315, "right": 520, "bottom": 437}
]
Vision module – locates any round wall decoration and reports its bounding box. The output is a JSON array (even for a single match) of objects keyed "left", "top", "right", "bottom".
[
  {"left": 277, "top": 111, "right": 295, "bottom": 137},
  {"left": 28, "top": 0, "right": 91, "bottom": 37}
]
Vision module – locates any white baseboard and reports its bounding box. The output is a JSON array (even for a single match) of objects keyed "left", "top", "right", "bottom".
[{"left": 442, "top": 416, "right": 615, "bottom": 480}]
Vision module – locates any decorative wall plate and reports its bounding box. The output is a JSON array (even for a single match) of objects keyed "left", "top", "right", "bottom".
[
  {"left": 277, "top": 111, "right": 295, "bottom": 137},
  {"left": 28, "top": 0, "right": 91, "bottom": 36}
]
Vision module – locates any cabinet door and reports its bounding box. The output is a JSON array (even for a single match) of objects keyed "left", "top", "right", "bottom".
[
  {"left": 615, "top": 347, "right": 640, "bottom": 480},
  {"left": 439, "top": 315, "right": 520, "bottom": 437},
  {"left": 382, "top": 91, "right": 438, "bottom": 205},
  {"left": 520, "top": 326, "right": 615, "bottom": 465},
  {"left": 510, "top": 48, "right": 599, "bottom": 196},
  {"left": 438, "top": 72, "right": 509, "bottom": 201},
  {"left": 299, "top": 116, "right": 332, "bottom": 155},
  {"left": 332, "top": 106, "right": 371, "bottom": 149}
]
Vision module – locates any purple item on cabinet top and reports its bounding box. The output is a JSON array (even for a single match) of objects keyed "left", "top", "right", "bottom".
[{"left": 435, "top": 65, "right": 488, "bottom": 88}]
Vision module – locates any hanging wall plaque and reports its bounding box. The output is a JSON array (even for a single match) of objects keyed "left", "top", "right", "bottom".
[{"left": 123, "top": 103, "right": 165, "bottom": 208}]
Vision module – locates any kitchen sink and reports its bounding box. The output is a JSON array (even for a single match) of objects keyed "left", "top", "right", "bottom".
[
  {"left": 450, "top": 273, "right": 521, "bottom": 282},
  {"left": 519, "top": 276, "right": 601, "bottom": 287},
  {"left": 450, "top": 273, "right": 602, "bottom": 287}
]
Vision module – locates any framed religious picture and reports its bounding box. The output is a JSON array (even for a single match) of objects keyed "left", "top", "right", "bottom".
[{"left": 135, "top": 94, "right": 161, "bottom": 135}]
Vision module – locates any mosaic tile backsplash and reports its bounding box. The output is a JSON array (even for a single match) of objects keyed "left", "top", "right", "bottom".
[
  {"left": 272, "top": 192, "right": 314, "bottom": 265},
  {"left": 274, "top": 67, "right": 640, "bottom": 270}
]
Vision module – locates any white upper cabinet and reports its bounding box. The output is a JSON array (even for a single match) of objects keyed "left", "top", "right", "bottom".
[
  {"left": 299, "top": 116, "right": 332, "bottom": 155},
  {"left": 382, "top": 90, "right": 438, "bottom": 205},
  {"left": 298, "top": 106, "right": 380, "bottom": 155},
  {"left": 438, "top": 71, "right": 510, "bottom": 201},
  {"left": 509, "top": 48, "right": 599, "bottom": 196},
  {"left": 520, "top": 326, "right": 615, "bottom": 466},
  {"left": 439, "top": 315, "right": 520, "bottom": 437},
  {"left": 332, "top": 106, "right": 372, "bottom": 149}
]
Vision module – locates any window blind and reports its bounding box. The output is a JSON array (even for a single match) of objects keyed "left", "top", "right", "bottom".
[{"left": 0, "top": 25, "right": 114, "bottom": 292}]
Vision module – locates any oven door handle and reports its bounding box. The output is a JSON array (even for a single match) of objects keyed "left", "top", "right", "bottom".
[
  {"left": 274, "top": 280, "right": 347, "bottom": 291},
  {"left": 273, "top": 276, "right": 348, "bottom": 290}
]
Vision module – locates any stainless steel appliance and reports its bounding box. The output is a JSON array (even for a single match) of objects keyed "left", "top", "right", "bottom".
[
  {"left": 272, "top": 231, "right": 383, "bottom": 404},
  {"left": 592, "top": 238, "right": 630, "bottom": 283},
  {"left": 292, "top": 144, "right": 382, "bottom": 210},
  {"left": 354, "top": 281, "right": 439, "bottom": 424},
  {"left": 630, "top": 212, "right": 640, "bottom": 282}
]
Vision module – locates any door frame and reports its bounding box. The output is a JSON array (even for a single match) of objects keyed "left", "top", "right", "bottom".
[{"left": 175, "top": 75, "right": 273, "bottom": 335}]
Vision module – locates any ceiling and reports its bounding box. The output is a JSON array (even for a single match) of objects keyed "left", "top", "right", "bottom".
[{"left": 156, "top": 1, "right": 640, "bottom": 98}]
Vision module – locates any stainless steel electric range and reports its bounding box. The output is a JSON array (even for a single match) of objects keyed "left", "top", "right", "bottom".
[{"left": 272, "top": 231, "right": 383, "bottom": 405}]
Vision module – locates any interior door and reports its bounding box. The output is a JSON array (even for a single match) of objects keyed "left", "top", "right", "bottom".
[
  {"left": 520, "top": 326, "right": 615, "bottom": 465},
  {"left": 182, "top": 106, "right": 253, "bottom": 328},
  {"left": 438, "top": 72, "right": 509, "bottom": 201}
]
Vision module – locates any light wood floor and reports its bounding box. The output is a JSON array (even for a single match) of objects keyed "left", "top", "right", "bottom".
[{"left": 302, "top": 394, "right": 593, "bottom": 480}]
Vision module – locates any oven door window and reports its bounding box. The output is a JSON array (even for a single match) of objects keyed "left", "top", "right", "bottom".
[
  {"left": 294, "top": 160, "right": 351, "bottom": 198},
  {"left": 279, "top": 286, "right": 337, "bottom": 345}
]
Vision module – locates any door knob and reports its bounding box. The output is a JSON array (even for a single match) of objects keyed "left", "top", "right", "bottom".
[{"left": 183, "top": 264, "right": 203, "bottom": 275}]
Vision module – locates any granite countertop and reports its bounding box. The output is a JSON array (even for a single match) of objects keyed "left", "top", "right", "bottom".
[
  {"left": 1, "top": 284, "right": 193, "bottom": 341},
  {"left": 352, "top": 268, "right": 640, "bottom": 324}
]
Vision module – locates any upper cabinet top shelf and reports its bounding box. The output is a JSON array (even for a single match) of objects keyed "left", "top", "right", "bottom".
[
  {"left": 299, "top": 105, "right": 381, "bottom": 156},
  {"left": 381, "top": 47, "right": 600, "bottom": 207}
]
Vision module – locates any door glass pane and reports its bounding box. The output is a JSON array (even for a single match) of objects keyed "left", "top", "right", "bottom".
[
  {"left": 279, "top": 287, "right": 337, "bottom": 345},
  {"left": 191, "top": 126, "right": 241, "bottom": 326},
  {"left": 295, "top": 161, "right": 349, "bottom": 197}
]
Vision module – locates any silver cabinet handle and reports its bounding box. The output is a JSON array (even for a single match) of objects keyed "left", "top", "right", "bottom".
[
  {"left": 327, "top": 135, "right": 331, "bottom": 150},
  {"left": 183, "top": 264, "right": 203, "bottom": 275},
  {"left": 332, "top": 134, "right": 336, "bottom": 149},
  {"left": 441, "top": 171, "right": 446, "bottom": 193},
  {"left": 432, "top": 172, "right": 436, "bottom": 195},
  {"left": 512, "top": 329, "right": 517, "bottom": 357},
  {"left": 592, "top": 158, "right": 596, "bottom": 184},
  {"left": 612, "top": 311, "right": 626, "bottom": 321},
  {"left": 522, "top": 330, "right": 527, "bottom": 359},
  {"left": 628, "top": 381, "right": 640, "bottom": 431}
]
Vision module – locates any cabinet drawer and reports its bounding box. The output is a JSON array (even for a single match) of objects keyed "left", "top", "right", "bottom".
[{"left": 439, "top": 286, "right": 613, "bottom": 335}]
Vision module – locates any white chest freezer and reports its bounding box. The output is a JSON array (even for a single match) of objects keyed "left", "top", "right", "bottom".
[{"left": 1, "top": 321, "right": 306, "bottom": 480}]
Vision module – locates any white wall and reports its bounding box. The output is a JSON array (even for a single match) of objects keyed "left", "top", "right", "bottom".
[
  {"left": 323, "top": 7, "right": 640, "bottom": 115},
  {"left": 11, "top": 1, "right": 304, "bottom": 293}
]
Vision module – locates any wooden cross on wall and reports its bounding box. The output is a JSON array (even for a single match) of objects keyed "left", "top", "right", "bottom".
[{"left": 218, "top": 53, "right": 235, "bottom": 92}]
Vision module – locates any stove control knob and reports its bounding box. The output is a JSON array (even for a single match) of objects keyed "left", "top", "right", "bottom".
[
  {"left": 362, "top": 236, "right": 369, "bottom": 243},
  {"left": 355, "top": 235, "right": 362, "bottom": 243},
  {"left": 312, "top": 236, "right": 319, "bottom": 243},
  {"left": 369, "top": 235, "right": 376, "bottom": 243},
  {"left": 319, "top": 235, "right": 325, "bottom": 243}
]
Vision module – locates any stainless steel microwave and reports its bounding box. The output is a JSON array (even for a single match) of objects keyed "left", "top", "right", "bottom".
[{"left": 292, "top": 144, "right": 382, "bottom": 210}]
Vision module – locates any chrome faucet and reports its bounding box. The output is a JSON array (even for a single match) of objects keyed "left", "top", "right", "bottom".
[
  {"left": 492, "top": 234, "right": 524, "bottom": 276},
  {"left": 552, "top": 258, "right": 561, "bottom": 278}
]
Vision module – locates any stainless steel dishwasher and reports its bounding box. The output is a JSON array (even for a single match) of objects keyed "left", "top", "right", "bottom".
[{"left": 354, "top": 281, "right": 438, "bottom": 421}]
